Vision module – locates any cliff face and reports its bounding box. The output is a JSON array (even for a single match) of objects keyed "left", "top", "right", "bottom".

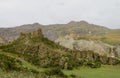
[
  {"left": 116, "top": 46, "right": 120, "bottom": 58},
  {"left": 0, "top": 38, "right": 5, "bottom": 44},
  {"left": 56, "top": 35, "right": 119, "bottom": 59},
  {"left": 72, "top": 50, "right": 117, "bottom": 65}
]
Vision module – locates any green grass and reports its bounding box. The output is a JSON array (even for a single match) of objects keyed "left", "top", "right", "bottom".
[
  {"left": 0, "top": 49, "right": 46, "bottom": 73},
  {"left": 63, "top": 65, "right": 120, "bottom": 78},
  {"left": 0, "top": 70, "right": 39, "bottom": 78}
]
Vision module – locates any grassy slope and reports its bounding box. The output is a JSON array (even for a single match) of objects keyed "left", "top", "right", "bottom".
[
  {"left": 0, "top": 49, "right": 46, "bottom": 72},
  {"left": 102, "top": 29, "right": 120, "bottom": 45},
  {"left": 63, "top": 65, "right": 120, "bottom": 78},
  {"left": 76, "top": 29, "right": 120, "bottom": 45},
  {"left": 0, "top": 70, "right": 40, "bottom": 78},
  {"left": 0, "top": 49, "right": 73, "bottom": 78}
]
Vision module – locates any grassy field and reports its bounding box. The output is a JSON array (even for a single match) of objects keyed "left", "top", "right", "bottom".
[
  {"left": 0, "top": 70, "right": 39, "bottom": 78},
  {"left": 63, "top": 65, "right": 120, "bottom": 78}
]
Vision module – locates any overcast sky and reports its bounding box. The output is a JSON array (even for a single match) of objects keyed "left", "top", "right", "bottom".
[{"left": 0, "top": 0, "right": 120, "bottom": 28}]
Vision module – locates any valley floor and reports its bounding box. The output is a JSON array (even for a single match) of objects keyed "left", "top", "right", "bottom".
[{"left": 63, "top": 65, "right": 120, "bottom": 78}]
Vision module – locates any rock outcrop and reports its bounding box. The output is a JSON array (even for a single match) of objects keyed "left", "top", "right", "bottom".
[
  {"left": 56, "top": 35, "right": 119, "bottom": 61},
  {"left": 116, "top": 46, "right": 120, "bottom": 58},
  {"left": 0, "top": 38, "right": 5, "bottom": 44}
]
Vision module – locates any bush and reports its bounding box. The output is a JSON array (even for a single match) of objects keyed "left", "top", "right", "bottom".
[
  {"left": 44, "top": 67, "right": 67, "bottom": 77},
  {"left": 70, "top": 74, "right": 77, "bottom": 78},
  {"left": 87, "top": 59, "right": 101, "bottom": 68}
]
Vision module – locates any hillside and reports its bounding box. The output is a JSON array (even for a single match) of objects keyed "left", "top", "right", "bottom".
[
  {"left": 0, "top": 29, "right": 78, "bottom": 78},
  {"left": 0, "top": 28, "right": 120, "bottom": 78},
  {"left": 0, "top": 29, "right": 73, "bottom": 69}
]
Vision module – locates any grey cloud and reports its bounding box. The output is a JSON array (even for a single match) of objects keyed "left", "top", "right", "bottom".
[{"left": 0, "top": 0, "right": 120, "bottom": 28}]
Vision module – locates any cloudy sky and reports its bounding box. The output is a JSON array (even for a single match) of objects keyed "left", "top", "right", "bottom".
[{"left": 0, "top": 0, "right": 120, "bottom": 28}]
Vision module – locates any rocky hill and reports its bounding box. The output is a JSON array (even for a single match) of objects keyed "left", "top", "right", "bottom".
[
  {"left": 0, "top": 28, "right": 78, "bottom": 78},
  {"left": 0, "top": 28, "right": 119, "bottom": 71},
  {"left": 0, "top": 28, "right": 120, "bottom": 78}
]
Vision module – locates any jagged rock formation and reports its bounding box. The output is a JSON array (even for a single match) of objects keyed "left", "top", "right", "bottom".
[
  {"left": 72, "top": 50, "right": 117, "bottom": 65},
  {"left": 0, "top": 37, "right": 5, "bottom": 44},
  {"left": 116, "top": 46, "right": 120, "bottom": 58},
  {"left": 56, "top": 35, "right": 119, "bottom": 60}
]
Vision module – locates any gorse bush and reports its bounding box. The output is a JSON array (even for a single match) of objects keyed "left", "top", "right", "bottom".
[
  {"left": 44, "top": 67, "right": 67, "bottom": 78},
  {"left": 0, "top": 54, "right": 23, "bottom": 71}
]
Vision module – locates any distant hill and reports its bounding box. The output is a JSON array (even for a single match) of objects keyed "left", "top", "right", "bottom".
[{"left": 0, "top": 21, "right": 112, "bottom": 43}]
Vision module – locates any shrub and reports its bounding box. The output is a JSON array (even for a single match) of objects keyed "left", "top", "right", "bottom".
[
  {"left": 44, "top": 67, "right": 67, "bottom": 77},
  {"left": 87, "top": 59, "right": 101, "bottom": 68},
  {"left": 70, "top": 74, "right": 77, "bottom": 77}
]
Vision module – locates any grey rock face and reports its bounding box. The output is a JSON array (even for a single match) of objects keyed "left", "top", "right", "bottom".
[
  {"left": 116, "top": 46, "right": 120, "bottom": 58},
  {"left": 56, "top": 35, "right": 118, "bottom": 58}
]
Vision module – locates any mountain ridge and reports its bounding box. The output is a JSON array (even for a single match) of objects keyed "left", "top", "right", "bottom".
[{"left": 0, "top": 20, "right": 112, "bottom": 43}]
